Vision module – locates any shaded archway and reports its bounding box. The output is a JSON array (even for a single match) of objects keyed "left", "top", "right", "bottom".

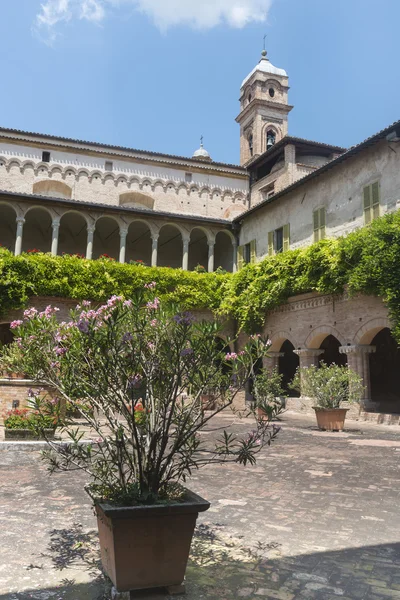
[
  {"left": 214, "top": 231, "right": 233, "bottom": 272},
  {"left": 158, "top": 225, "right": 182, "bottom": 269},
  {"left": 22, "top": 207, "right": 52, "bottom": 253},
  {"left": 370, "top": 328, "right": 400, "bottom": 413},
  {"left": 319, "top": 335, "right": 347, "bottom": 367},
  {"left": 0, "top": 204, "right": 17, "bottom": 251},
  {"left": 93, "top": 217, "right": 120, "bottom": 260},
  {"left": 126, "top": 221, "right": 152, "bottom": 266},
  {"left": 278, "top": 340, "right": 300, "bottom": 396},
  {"left": 58, "top": 212, "right": 87, "bottom": 257},
  {"left": 188, "top": 228, "right": 208, "bottom": 271}
]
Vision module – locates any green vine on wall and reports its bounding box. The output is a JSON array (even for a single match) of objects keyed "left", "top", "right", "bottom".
[{"left": 1, "top": 210, "right": 400, "bottom": 339}]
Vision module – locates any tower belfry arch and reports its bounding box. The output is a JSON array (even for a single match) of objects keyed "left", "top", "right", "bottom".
[{"left": 236, "top": 49, "right": 293, "bottom": 165}]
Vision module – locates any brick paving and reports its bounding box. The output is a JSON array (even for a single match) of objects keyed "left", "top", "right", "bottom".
[{"left": 1, "top": 412, "right": 400, "bottom": 599}]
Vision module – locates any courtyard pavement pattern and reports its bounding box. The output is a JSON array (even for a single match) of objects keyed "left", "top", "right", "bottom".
[{"left": 1, "top": 412, "right": 400, "bottom": 600}]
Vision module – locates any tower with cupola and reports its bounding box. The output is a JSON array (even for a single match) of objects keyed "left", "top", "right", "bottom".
[{"left": 236, "top": 49, "right": 292, "bottom": 166}]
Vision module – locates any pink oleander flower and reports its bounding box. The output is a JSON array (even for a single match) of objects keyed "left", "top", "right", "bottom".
[
  {"left": 144, "top": 281, "right": 157, "bottom": 289},
  {"left": 10, "top": 320, "right": 23, "bottom": 329},
  {"left": 146, "top": 297, "right": 160, "bottom": 310},
  {"left": 123, "top": 300, "right": 132, "bottom": 307},
  {"left": 23, "top": 308, "right": 38, "bottom": 319},
  {"left": 55, "top": 347, "right": 67, "bottom": 356},
  {"left": 225, "top": 352, "right": 238, "bottom": 360},
  {"left": 150, "top": 319, "right": 158, "bottom": 327}
]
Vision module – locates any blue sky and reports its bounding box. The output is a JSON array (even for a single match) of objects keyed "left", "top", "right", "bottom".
[{"left": 1, "top": 0, "right": 398, "bottom": 164}]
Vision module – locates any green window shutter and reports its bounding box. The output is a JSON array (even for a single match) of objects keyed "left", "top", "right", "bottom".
[
  {"left": 319, "top": 207, "right": 326, "bottom": 239},
  {"left": 313, "top": 209, "right": 320, "bottom": 243},
  {"left": 250, "top": 239, "right": 257, "bottom": 264},
  {"left": 363, "top": 185, "right": 372, "bottom": 224},
  {"left": 237, "top": 245, "right": 244, "bottom": 271},
  {"left": 283, "top": 224, "right": 290, "bottom": 252},
  {"left": 268, "top": 231, "right": 274, "bottom": 256},
  {"left": 372, "top": 181, "right": 380, "bottom": 220}
]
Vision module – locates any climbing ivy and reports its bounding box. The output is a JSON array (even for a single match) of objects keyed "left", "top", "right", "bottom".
[{"left": 1, "top": 210, "right": 400, "bottom": 339}]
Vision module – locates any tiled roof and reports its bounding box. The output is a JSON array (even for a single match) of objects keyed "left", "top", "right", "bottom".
[
  {"left": 234, "top": 120, "right": 400, "bottom": 221},
  {"left": 0, "top": 127, "right": 246, "bottom": 174}
]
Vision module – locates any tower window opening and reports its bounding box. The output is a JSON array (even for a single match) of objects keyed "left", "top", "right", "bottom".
[
  {"left": 248, "top": 134, "right": 253, "bottom": 157},
  {"left": 248, "top": 94, "right": 252, "bottom": 104},
  {"left": 269, "top": 88, "right": 275, "bottom": 98},
  {"left": 42, "top": 151, "right": 51, "bottom": 163},
  {"left": 266, "top": 130, "right": 276, "bottom": 150}
]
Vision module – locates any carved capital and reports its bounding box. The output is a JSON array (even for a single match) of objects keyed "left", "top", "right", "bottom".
[{"left": 339, "top": 345, "right": 376, "bottom": 355}]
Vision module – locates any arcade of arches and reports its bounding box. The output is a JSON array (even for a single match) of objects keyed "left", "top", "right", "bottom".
[{"left": 0, "top": 201, "right": 236, "bottom": 272}]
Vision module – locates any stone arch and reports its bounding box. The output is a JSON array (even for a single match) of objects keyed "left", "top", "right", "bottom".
[
  {"left": 262, "top": 123, "right": 281, "bottom": 151},
  {"left": 93, "top": 215, "right": 121, "bottom": 260},
  {"left": 126, "top": 220, "right": 152, "bottom": 266},
  {"left": 63, "top": 166, "right": 77, "bottom": 178},
  {"left": 355, "top": 318, "right": 392, "bottom": 345},
  {"left": 89, "top": 171, "right": 103, "bottom": 183},
  {"left": 21, "top": 160, "right": 35, "bottom": 173},
  {"left": 188, "top": 227, "right": 209, "bottom": 271},
  {"left": 269, "top": 331, "right": 296, "bottom": 352},
  {"left": 7, "top": 159, "right": 21, "bottom": 172},
  {"left": 0, "top": 156, "right": 7, "bottom": 167},
  {"left": 214, "top": 230, "right": 234, "bottom": 272},
  {"left": 157, "top": 223, "right": 183, "bottom": 269},
  {"left": 116, "top": 176, "right": 128, "bottom": 187},
  {"left": 49, "top": 164, "right": 63, "bottom": 177},
  {"left": 199, "top": 186, "right": 210, "bottom": 198},
  {"left": 165, "top": 181, "right": 177, "bottom": 193},
  {"left": 223, "top": 205, "right": 245, "bottom": 219},
  {"left": 0, "top": 202, "right": 18, "bottom": 252},
  {"left": 77, "top": 169, "right": 90, "bottom": 180},
  {"left": 58, "top": 211, "right": 88, "bottom": 257},
  {"left": 211, "top": 188, "right": 222, "bottom": 199},
  {"left": 34, "top": 162, "right": 50, "bottom": 176},
  {"left": 279, "top": 339, "right": 300, "bottom": 395},
  {"left": 119, "top": 191, "right": 155, "bottom": 211},
  {"left": 369, "top": 327, "right": 400, "bottom": 411},
  {"left": 33, "top": 180, "right": 72, "bottom": 199},
  {"left": 21, "top": 206, "right": 53, "bottom": 253},
  {"left": 319, "top": 334, "right": 347, "bottom": 367},
  {"left": 103, "top": 173, "right": 116, "bottom": 185},
  {"left": 305, "top": 326, "right": 345, "bottom": 349}
]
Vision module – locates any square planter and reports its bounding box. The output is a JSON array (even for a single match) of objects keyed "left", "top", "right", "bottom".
[
  {"left": 4, "top": 428, "right": 56, "bottom": 440},
  {"left": 313, "top": 408, "right": 349, "bottom": 432},
  {"left": 96, "top": 489, "right": 210, "bottom": 593}
]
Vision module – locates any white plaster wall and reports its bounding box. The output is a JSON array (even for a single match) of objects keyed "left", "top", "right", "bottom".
[{"left": 241, "top": 140, "right": 400, "bottom": 257}]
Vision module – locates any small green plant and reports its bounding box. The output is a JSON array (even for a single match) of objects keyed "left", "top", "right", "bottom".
[
  {"left": 4, "top": 406, "right": 57, "bottom": 430},
  {"left": 194, "top": 264, "right": 206, "bottom": 273},
  {"left": 253, "top": 368, "right": 287, "bottom": 417},
  {"left": 291, "top": 362, "right": 364, "bottom": 409}
]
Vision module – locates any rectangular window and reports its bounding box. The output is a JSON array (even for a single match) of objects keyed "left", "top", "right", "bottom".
[
  {"left": 268, "top": 224, "right": 290, "bottom": 256},
  {"left": 237, "top": 240, "right": 257, "bottom": 269},
  {"left": 313, "top": 207, "right": 326, "bottom": 242},
  {"left": 363, "top": 181, "right": 380, "bottom": 224},
  {"left": 185, "top": 172, "right": 192, "bottom": 183},
  {"left": 42, "top": 151, "right": 51, "bottom": 163},
  {"left": 105, "top": 161, "right": 113, "bottom": 171},
  {"left": 262, "top": 182, "right": 275, "bottom": 201}
]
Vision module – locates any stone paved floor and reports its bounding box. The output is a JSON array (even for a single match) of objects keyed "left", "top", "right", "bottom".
[{"left": 1, "top": 412, "right": 400, "bottom": 599}]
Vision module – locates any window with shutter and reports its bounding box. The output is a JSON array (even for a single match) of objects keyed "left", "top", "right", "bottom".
[
  {"left": 283, "top": 224, "right": 290, "bottom": 252},
  {"left": 313, "top": 207, "right": 326, "bottom": 242},
  {"left": 268, "top": 231, "right": 274, "bottom": 256},
  {"left": 363, "top": 182, "right": 380, "bottom": 224},
  {"left": 250, "top": 239, "right": 257, "bottom": 264}
]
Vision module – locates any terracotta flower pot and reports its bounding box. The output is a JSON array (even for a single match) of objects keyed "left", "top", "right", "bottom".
[
  {"left": 96, "top": 489, "right": 210, "bottom": 594},
  {"left": 313, "top": 408, "right": 349, "bottom": 432}
]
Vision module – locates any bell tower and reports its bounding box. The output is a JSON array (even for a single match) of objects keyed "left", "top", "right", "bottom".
[{"left": 236, "top": 50, "right": 292, "bottom": 166}]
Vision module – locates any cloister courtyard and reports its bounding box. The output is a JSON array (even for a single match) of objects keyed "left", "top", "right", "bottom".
[{"left": 2, "top": 411, "right": 400, "bottom": 600}]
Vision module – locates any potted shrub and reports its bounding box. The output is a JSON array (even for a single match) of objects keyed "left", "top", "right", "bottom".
[
  {"left": 1, "top": 292, "right": 281, "bottom": 596},
  {"left": 292, "top": 362, "right": 364, "bottom": 431},
  {"left": 253, "top": 368, "right": 287, "bottom": 420}
]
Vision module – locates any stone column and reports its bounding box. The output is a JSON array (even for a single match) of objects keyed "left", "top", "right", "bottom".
[
  {"left": 51, "top": 218, "right": 60, "bottom": 256},
  {"left": 263, "top": 352, "right": 284, "bottom": 373},
  {"left": 293, "top": 348, "right": 324, "bottom": 396},
  {"left": 119, "top": 228, "right": 128, "bottom": 264},
  {"left": 339, "top": 345, "right": 376, "bottom": 409},
  {"left": 14, "top": 217, "right": 25, "bottom": 256},
  {"left": 151, "top": 235, "right": 158, "bottom": 267},
  {"left": 207, "top": 241, "right": 215, "bottom": 273},
  {"left": 182, "top": 238, "right": 189, "bottom": 271},
  {"left": 86, "top": 225, "right": 95, "bottom": 260},
  {"left": 232, "top": 241, "right": 238, "bottom": 273}
]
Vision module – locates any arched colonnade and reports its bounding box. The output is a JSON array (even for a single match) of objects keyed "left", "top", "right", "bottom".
[
  {"left": 0, "top": 201, "right": 237, "bottom": 272},
  {"left": 266, "top": 318, "right": 400, "bottom": 413}
]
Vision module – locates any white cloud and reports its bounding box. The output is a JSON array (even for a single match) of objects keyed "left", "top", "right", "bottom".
[{"left": 34, "top": 0, "right": 272, "bottom": 43}]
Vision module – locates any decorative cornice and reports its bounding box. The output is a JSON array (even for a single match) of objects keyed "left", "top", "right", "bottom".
[
  {"left": 270, "top": 292, "right": 348, "bottom": 315},
  {"left": 236, "top": 99, "right": 293, "bottom": 123}
]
